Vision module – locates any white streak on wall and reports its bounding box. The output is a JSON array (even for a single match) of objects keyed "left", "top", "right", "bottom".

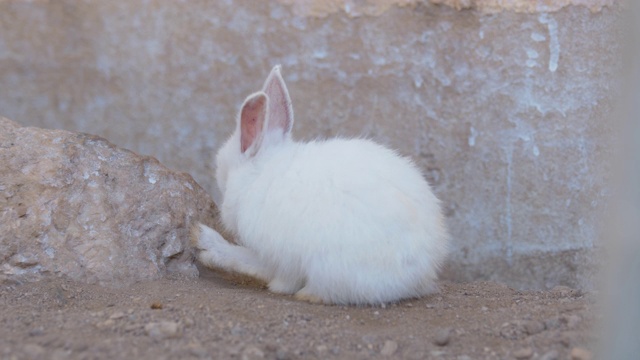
[
  {"left": 539, "top": 14, "right": 560, "bottom": 72},
  {"left": 531, "top": 32, "right": 546, "bottom": 42},
  {"left": 468, "top": 126, "right": 478, "bottom": 147}
]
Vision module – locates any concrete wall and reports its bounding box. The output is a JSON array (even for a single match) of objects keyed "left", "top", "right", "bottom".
[{"left": 0, "top": 0, "right": 621, "bottom": 290}]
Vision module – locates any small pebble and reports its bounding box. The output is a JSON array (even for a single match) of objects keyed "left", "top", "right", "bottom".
[
  {"left": 183, "top": 317, "right": 195, "bottom": 327},
  {"left": 434, "top": 328, "right": 451, "bottom": 346},
  {"left": 109, "top": 311, "right": 125, "bottom": 320},
  {"left": 241, "top": 345, "right": 265, "bottom": 360},
  {"left": 187, "top": 343, "right": 208, "bottom": 357},
  {"left": 544, "top": 317, "right": 561, "bottom": 330},
  {"left": 558, "top": 333, "right": 572, "bottom": 347},
  {"left": 523, "top": 320, "right": 545, "bottom": 335},
  {"left": 570, "top": 347, "right": 592, "bottom": 360},
  {"left": 315, "top": 345, "right": 328, "bottom": 354},
  {"left": 145, "top": 321, "right": 181, "bottom": 340},
  {"left": 124, "top": 324, "right": 141, "bottom": 332},
  {"left": 231, "top": 324, "right": 244, "bottom": 336},
  {"left": 96, "top": 319, "right": 115, "bottom": 329},
  {"left": 563, "top": 314, "right": 582, "bottom": 329},
  {"left": 275, "top": 349, "right": 290, "bottom": 360},
  {"left": 540, "top": 350, "right": 559, "bottom": 360},
  {"left": 150, "top": 302, "right": 163, "bottom": 310},
  {"left": 380, "top": 340, "right": 398, "bottom": 356},
  {"left": 28, "top": 327, "right": 44, "bottom": 337},
  {"left": 51, "top": 349, "right": 71, "bottom": 360},
  {"left": 23, "top": 344, "right": 45, "bottom": 358},
  {"left": 513, "top": 347, "right": 533, "bottom": 359}
]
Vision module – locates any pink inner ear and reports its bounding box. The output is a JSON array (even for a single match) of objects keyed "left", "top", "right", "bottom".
[
  {"left": 240, "top": 94, "right": 267, "bottom": 154},
  {"left": 263, "top": 71, "right": 293, "bottom": 135}
]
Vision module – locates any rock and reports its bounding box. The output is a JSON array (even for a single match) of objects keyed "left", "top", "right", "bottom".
[
  {"left": 513, "top": 347, "right": 533, "bottom": 359},
  {"left": 241, "top": 345, "right": 265, "bottom": 360},
  {"left": 144, "top": 321, "right": 182, "bottom": 340},
  {"left": 150, "top": 302, "right": 164, "bottom": 310},
  {"left": 499, "top": 322, "right": 527, "bottom": 340},
  {"left": 22, "top": 344, "right": 45, "bottom": 358},
  {"left": 96, "top": 319, "right": 115, "bottom": 329},
  {"left": 230, "top": 324, "right": 245, "bottom": 336},
  {"left": 51, "top": 349, "right": 72, "bottom": 360},
  {"left": 523, "top": 320, "right": 546, "bottom": 335},
  {"left": 540, "top": 350, "right": 559, "bottom": 360},
  {"left": 0, "top": 117, "right": 226, "bottom": 286},
  {"left": 433, "top": 328, "right": 451, "bottom": 346},
  {"left": 28, "top": 328, "right": 44, "bottom": 337},
  {"left": 186, "top": 342, "right": 208, "bottom": 358},
  {"left": 544, "top": 317, "right": 561, "bottom": 330},
  {"left": 275, "top": 349, "right": 291, "bottom": 360},
  {"left": 380, "top": 340, "right": 398, "bottom": 356},
  {"left": 562, "top": 314, "right": 583, "bottom": 329},
  {"left": 183, "top": 317, "right": 195, "bottom": 328},
  {"left": 109, "top": 312, "right": 125, "bottom": 320},
  {"left": 570, "top": 347, "right": 592, "bottom": 360},
  {"left": 558, "top": 332, "right": 573, "bottom": 347},
  {"left": 315, "top": 345, "right": 328, "bottom": 355}
]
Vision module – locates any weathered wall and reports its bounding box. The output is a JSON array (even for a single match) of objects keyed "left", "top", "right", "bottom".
[{"left": 0, "top": 0, "right": 621, "bottom": 290}]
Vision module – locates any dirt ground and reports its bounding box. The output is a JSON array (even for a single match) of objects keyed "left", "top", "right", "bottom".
[{"left": 0, "top": 270, "right": 596, "bottom": 360}]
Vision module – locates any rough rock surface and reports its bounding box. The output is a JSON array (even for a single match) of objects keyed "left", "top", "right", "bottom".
[{"left": 0, "top": 117, "right": 222, "bottom": 286}]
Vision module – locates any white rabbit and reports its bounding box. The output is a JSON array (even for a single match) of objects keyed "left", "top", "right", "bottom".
[{"left": 193, "top": 65, "right": 449, "bottom": 305}]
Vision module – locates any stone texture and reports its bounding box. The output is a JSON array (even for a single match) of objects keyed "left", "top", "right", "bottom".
[
  {"left": 0, "top": 0, "right": 622, "bottom": 290},
  {"left": 0, "top": 117, "right": 222, "bottom": 286}
]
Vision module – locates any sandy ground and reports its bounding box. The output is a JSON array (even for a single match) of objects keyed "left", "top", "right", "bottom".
[{"left": 0, "top": 270, "right": 596, "bottom": 360}]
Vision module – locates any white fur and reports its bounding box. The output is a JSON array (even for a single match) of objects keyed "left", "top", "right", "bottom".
[{"left": 196, "top": 65, "right": 449, "bottom": 305}]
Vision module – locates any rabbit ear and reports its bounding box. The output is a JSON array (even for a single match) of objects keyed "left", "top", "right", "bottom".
[
  {"left": 262, "top": 65, "right": 294, "bottom": 136},
  {"left": 240, "top": 92, "right": 268, "bottom": 155}
]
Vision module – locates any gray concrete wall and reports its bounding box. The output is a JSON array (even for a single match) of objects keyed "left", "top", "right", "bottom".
[{"left": 0, "top": 0, "right": 621, "bottom": 290}]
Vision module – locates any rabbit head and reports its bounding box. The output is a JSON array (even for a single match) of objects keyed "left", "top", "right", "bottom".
[{"left": 215, "top": 65, "right": 294, "bottom": 195}]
